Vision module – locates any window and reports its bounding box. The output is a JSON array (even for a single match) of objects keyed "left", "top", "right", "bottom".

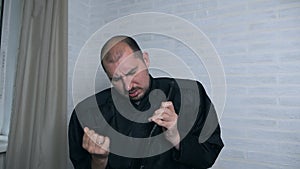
[
  {"left": 0, "top": 0, "right": 4, "bottom": 98},
  {"left": 0, "top": 0, "right": 21, "bottom": 139},
  {"left": 0, "top": 0, "right": 3, "bottom": 40},
  {"left": 0, "top": 0, "right": 6, "bottom": 136}
]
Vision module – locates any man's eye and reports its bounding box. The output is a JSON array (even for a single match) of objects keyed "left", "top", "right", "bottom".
[
  {"left": 112, "top": 77, "right": 121, "bottom": 82},
  {"left": 127, "top": 71, "right": 136, "bottom": 76}
]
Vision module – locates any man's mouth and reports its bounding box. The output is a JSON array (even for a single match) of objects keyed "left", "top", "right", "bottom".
[{"left": 128, "top": 89, "right": 139, "bottom": 98}]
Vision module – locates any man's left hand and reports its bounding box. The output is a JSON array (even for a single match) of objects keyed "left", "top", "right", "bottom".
[{"left": 149, "top": 101, "right": 180, "bottom": 149}]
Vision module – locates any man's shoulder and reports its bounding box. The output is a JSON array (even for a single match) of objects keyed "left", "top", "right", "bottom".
[
  {"left": 74, "top": 88, "right": 112, "bottom": 111},
  {"left": 153, "top": 77, "right": 203, "bottom": 89},
  {"left": 154, "top": 76, "right": 199, "bottom": 82}
]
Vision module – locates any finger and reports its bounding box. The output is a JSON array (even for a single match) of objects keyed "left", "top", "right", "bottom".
[
  {"left": 148, "top": 108, "right": 163, "bottom": 121},
  {"left": 152, "top": 114, "right": 178, "bottom": 128},
  {"left": 82, "top": 127, "right": 108, "bottom": 155},
  {"left": 87, "top": 134, "right": 96, "bottom": 153},
  {"left": 84, "top": 127, "right": 103, "bottom": 144},
  {"left": 152, "top": 118, "right": 168, "bottom": 128},
  {"left": 87, "top": 130, "right": 98, "bottom": 146},
  {"left": 82, "top": 133, "right": 89, "bottom": 148},
  {"left": 84, "top": 127, "right": 97, "bottom": 141},
  {"left": 154, "top": 108, "right": 164, "bottom": 116},
  {"left": 102, "top": 136, "right": 110, "bottom": 151},
  {"left": 83, "top": 127, "right": 90, "bottom": 147},
  {"left": 86, "top": 128, "right": 95, "bottom": 138},
  {"left": 160, "top": 113, "right": 173, "bottom": 121},
  {"left": 89, "top": 130, "right": 97, "bottom": 143},
  {"left": 84, "top": 127, "right": 89, "bottom": 133},
  {"left": 161, "top": 107, "right": 173, "bottom": 116},
  {"left": 150, "top": 106, "right": 176, "bottom": 122},
  {"left": 94, "top": 136, "right": 110, "bottom": 156},
  {"left": 149, "top": 100, "right": 177, "bottom": 122},
  {"left": 161, "top": 101, "right": 175, "bottom": 112},
  {"left": 96, "top": 135, "right": 105, "bottom": 146},
  {"left": 161, "top": 101, "right": 172, "bottom": 108}
]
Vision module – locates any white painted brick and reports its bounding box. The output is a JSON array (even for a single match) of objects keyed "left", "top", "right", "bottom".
[
  {"left": 279, "top": 5, "right": 300, "bottom": 18},
  {"left": 246, "top": 64, "right": 279, "bottom": 75},
  {"left": 220, "top": 54, "right": 272, "bottom": 66},
  {"left": 222, "top": 127, "right": 247, "bottom": 138},
  {"left": 222, "top": 117, "right": 277, "bottom": 129},
  {"left": 226, "top": 86, "right": 248, "bottom": 96},
  {"left": 250, "top": 18, "right": 300, "bottom": 32},
  {"left": 119, "top": 1, "right": 154, "bottom": 14},
  {"left": 222, "top": 105, "right": 248, "bottom": 117},
  {"left": 247, "top": 0, "right": 279, "bottom": 11},
  {"left": 68, "top": 0, "right": 300, "bottom": 169},
  {"left": 220, "top": 148, "right": 246, "bottom": 160},
  {"left": 175, "top": 2, "right": 201, "bottom": 13},
  {"left": 226, "top": 76, "right": 277, "bottom": 86},
  {"left": 278, "top": 142, "right": 300, "bottom": 157},
  {"left": 153, "top": 0, "right": 175, "bottom": 8},
  {"left": 225, "top": 138, "right": 300, "bottom": 158},
  {"left": 279, "top": 0, "right": 300, "bottom": 5},
  {"left": 105, "top": 0, "right": 130, "bottom": 9},
  {"left": 247, "top": 129, "right": 300, "bottom": 143},
  {"left": 247, "top": 151, "right": 300, "bottom": 168},
  {"left": 217, "top": 0, "right": 247, "bottom": 7},
  {"left": 208, "top": 4, "right": 247, "bottom": 18},
  {"left": 248, "top": 41, "right": 298, "bottom": 54},
  {"left": 278, "top": 51, "right": 300, "bottom": 63},
  {"left": 277, "top": 120, "right": 300, "bottom": 132},
  {"left": 245, "top": 107, "right": 300, "bottom": 120},
  {"left": 244, "top": 141, "right": 300, "bottom": 157},
  {"left": 198, "top": 0, "right": 218, "bottom": 10},
  {"left": 224, "top": 65, "right": 248, "bottom": 75},
  {"left": 217, "top": 23, "right": 248, "bottom": 36},
  {"left": 245, "top": 31, "right": 278, "bottom": 44},
  {"left": 277, "top": 86, "right": 300, "bottom": 96},
  {"left": 279, "top": 96, "right": 300, "bottom": 107},
  {"left": 247, "top": 86, "right": 279, "bottom": 96},
  {"left": 278, "top": 74, "right": 300, "bottom": 85},
  {"left": 217, "top": 44, "right": 247, "bottom": 56},
  {"left": 215, "top": 159, "right": 279, "bottom": 169},
  {"left": 225, "top": 138, "right": 280, "bottom": 154},
  {"left": 277, "top": 29, "right": 300, "bottom": 42}
]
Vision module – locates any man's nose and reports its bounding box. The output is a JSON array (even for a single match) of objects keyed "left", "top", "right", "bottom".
[{"left": 122, "top": 76, "right": 132, "bottom": 91}]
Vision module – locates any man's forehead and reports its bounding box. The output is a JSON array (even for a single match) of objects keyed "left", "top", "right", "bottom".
[
  {"left": 103, "top": 42, "right": 133, "bottom": 63},
  {"left": 102, "top": 37, "right": 126, "bottom": 59},
  {"left": 105, "top": 45, "right": 123, "bottom": 63},
  {"left": 106, "top": 53, "right": 143, "bottom": 76}
]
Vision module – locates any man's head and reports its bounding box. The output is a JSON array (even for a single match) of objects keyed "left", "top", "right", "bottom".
[{"left": 101, "top": 35, "right": 150, "bottom": 101}]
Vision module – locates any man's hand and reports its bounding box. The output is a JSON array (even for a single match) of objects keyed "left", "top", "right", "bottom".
[
  {"left": 149, "top": 101, "right": 180, "bottom": 150},
  {"left": 82, "top": 127, "right": 110, "bottom": 169}
]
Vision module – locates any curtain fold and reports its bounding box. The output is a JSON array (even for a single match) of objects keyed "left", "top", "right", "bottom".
[{"left": 5, "top": 0, "right": 68, "bottom": 169}]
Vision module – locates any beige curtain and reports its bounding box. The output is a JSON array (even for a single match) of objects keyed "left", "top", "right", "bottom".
[{"left": 5, "top": 0, "right": 68, "bottom": 169}]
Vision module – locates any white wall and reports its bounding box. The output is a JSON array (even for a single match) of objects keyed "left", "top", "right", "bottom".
[{"left": 68, "top": 0, "right": 300, "bottom": 169}]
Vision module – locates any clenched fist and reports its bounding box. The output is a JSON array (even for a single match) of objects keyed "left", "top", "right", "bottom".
[{"left": 82, "top": 127, "right": 110, "bottom": 169}]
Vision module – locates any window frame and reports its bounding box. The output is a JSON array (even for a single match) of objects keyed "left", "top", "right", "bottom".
[{"left": 0, "top": 0, "right": 21, "bottom": 139}]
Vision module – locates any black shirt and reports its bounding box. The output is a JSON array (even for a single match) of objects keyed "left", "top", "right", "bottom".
[{"left": 69, "top": 77, "right": 224, "bottom": 169}]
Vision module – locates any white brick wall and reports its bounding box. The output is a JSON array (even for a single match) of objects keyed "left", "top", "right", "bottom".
[{"left": 69, "top": 0, "right": 300, "bottom": 169}]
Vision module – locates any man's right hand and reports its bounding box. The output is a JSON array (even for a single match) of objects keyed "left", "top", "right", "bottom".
[{"left": 82, "top": 127, "right": 110, "bottom": 169}]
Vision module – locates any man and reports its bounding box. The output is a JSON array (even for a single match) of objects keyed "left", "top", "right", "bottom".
[{"left": 69, "top": 35, "right": 224, "bottom": 169}]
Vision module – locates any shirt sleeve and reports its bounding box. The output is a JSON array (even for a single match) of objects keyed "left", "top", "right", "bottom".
[
  {"left": 172, "top": 82, "right": 224, "bottom": 168},
  {"left": 68, "top": 111, "right": 92, "bottom": 169},
  {"left": 69, "top": 111, "right": 112, "bottom": 169}
]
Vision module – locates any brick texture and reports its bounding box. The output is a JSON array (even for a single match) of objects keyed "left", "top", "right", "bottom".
[{"left": 69, "top": 0, "right": 300, "bottom": 169}]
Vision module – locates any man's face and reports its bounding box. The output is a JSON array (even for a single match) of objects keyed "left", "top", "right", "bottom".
[{"left": 103, "top": 42, "right": 150, "bottom": 101}]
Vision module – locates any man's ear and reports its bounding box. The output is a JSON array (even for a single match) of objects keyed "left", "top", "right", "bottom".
[{"left": 143, "top": 52, "right": 150, "bottom": 68}]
